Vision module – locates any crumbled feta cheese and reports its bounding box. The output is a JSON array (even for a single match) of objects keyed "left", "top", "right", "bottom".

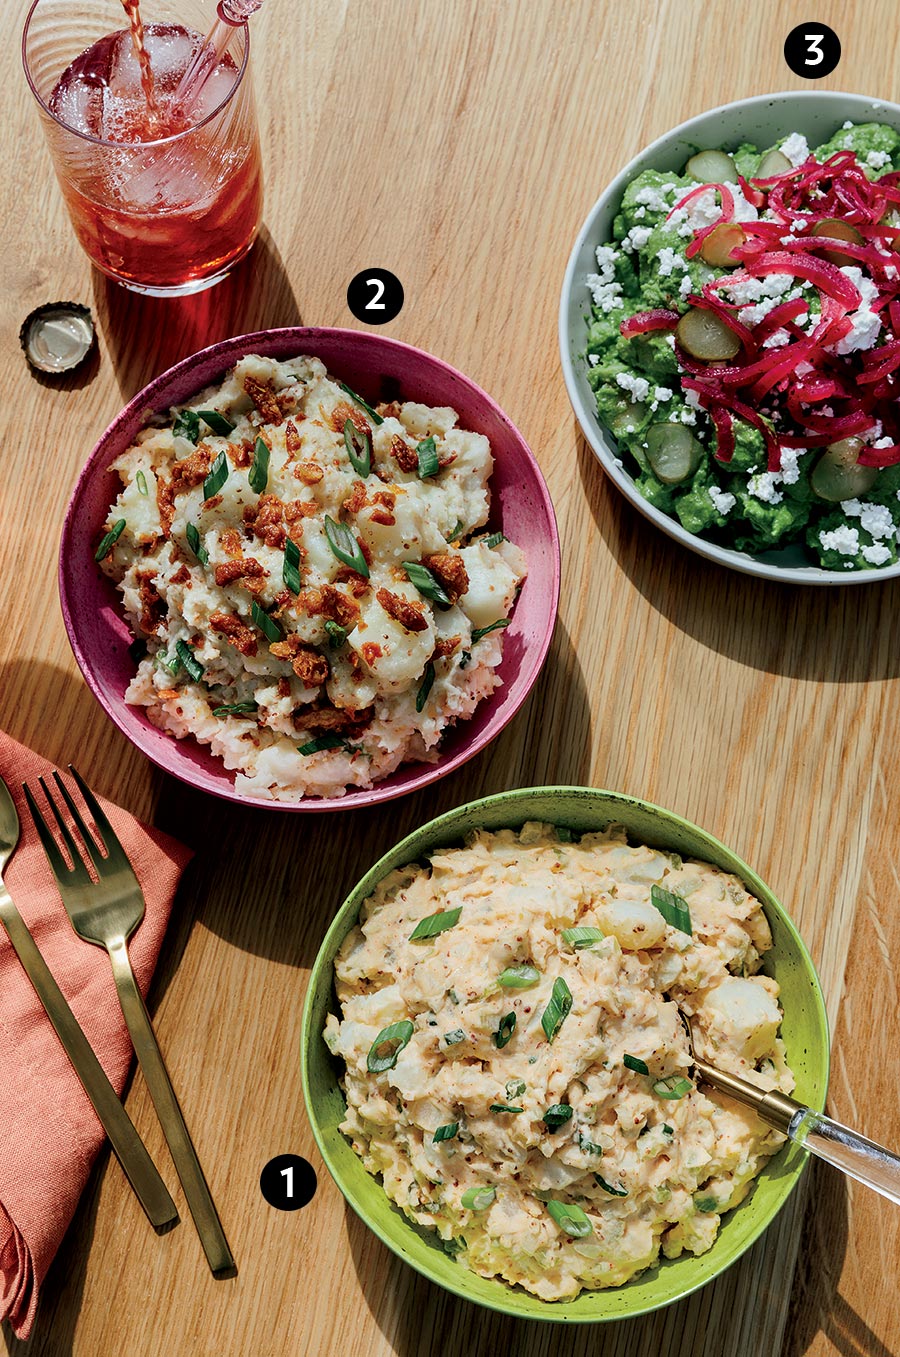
[
  {"left": 657, "top": 247, "right": 687, "bottom": 278},
  {"left": 777, "top": 449, "right": 801, "bottom": 484},
  {"left": 684, "top": 388, "right": 702, "bottom": 409},
  {"left": 819, "top": 524, "right": 860, "bottom": 555},
  {"left": 862, "top": 542, "right": 892, "bottom": 565},
  {"left": 832, "top": 307, "right": 882, "bottom": 354},
  {"left": 586, "top": 245, "right": 623, "bottom": 312},
  {"left": 654, "top": 386, "right": 673, "bottom": 402},
  {"left": 780, "top": 132, "right": 809, "bottom": 167},
  {"left": 664, "top": 333, "right": 676, "bottom": 348},
  {"left": 748, "top": 472, "right": 784, "bottom": 504},
  {"left": 623, "top": 225, "right": 653, "bottom": 253},
  {"left": 616, "top": 372, "right": 650, "bottom": 402},
  {"left": 682, "top": 185, "right": 758, "bottom": 231},
  {"left": 709, "top": 486, "right": 736, "bottom": 515},
  {"left": 679, "top": 408, "right": 698, "bottom": 425},
  {"left": 634, "top": 184, "right": 675, "bottom": 213},
  {"left": 725, "top": 272, "right": 794, "bottom": 306},
  {"left": 842, "top": 120, "right": 854, "bottom": 130},
  {"left": 866, "top": 150, "right": 890, "bottom": 170},
  {"left": 841, "top": 499, "right": 895, "bottom": 539},
  {"left": 679, "top": 274, "right": 694, "bottom": 298},
  {"left": 634, "top": 206, "right": 647, "bottom": 219},
  {"left": 840, "top": 266, "right": 879, "bottom": 308},
  {"left": 588, "top": 353, "right": 600, "bottom": 366},
  {"left": 861, "top": 421, "right": 884, "bottom": 443},
  {"left": 762, "top": 328, "right": 791, "bottom": 348}
]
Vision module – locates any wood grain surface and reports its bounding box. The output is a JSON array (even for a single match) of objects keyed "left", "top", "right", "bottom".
[{"left": 2, "top": 1, "right": 898, "bottom": 1353}]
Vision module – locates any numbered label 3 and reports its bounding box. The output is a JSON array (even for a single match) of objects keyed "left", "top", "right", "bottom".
[
  {"left": 784, "top": 23, "right": 841, "bottom": 78},
  {"left": 347, "top": 268, "right": 404, "bottom": 324}
]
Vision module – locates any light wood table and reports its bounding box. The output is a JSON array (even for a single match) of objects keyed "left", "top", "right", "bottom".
[{"left": 2, "top": 1, "right": 898, "bottom": 1353}]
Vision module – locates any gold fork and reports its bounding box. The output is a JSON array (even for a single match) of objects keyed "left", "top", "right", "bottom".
[{"left": 25, "top": 767, "right": 234, "bottom": 1275}]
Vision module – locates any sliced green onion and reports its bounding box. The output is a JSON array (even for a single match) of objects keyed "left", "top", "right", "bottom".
[
  {"left": 212, "top": 702, "right": 258, "bottom": 718},
  {"left": 324, "top": 515, "right": 369, "bottom": 577},
  {"left": 497, "top": 964, "right": 541, "bottom": 989},
  {"left": 561, "top": 927, "right": 604, "bottom": 949},
  {"left": 490, "top": 1103, "right": 524, "bottom": 1114},
  {"left": 653, "top": 1076, "right": 693, "bottom": 1100},
  {"left": 173, "top": 409, "right": 201, "bottom": 443},
  {"left": 337, "top": 382, "right": 383, "bottom": 424},
  {"left": 494, "top": 1012, "right": 516, "bottom": 1049},
  {"left": 577, "top": 1133, "right": 603, "bottom": 1155},
  {"left": 485, "top": 532, "right": 505, "bottom": 548},
  {"left": 196, "top": 409, "right": 235, "bottom": 436},
  {"left": 156, "top": 650, "right": 180, "bottom": 676},
  {"left": 136, "top": 469, "right": 149, "bottom": 496},
  {"left": 541, "top": 977, "right": 573, "bottom": 1043},
  {"left": 249, "top": 436, "right": 270, "bottom": 494},
  {"left": 416, "top": 662, "right": 435, "bottom": 713},
  {"left": 128, "top": 639, "right": 148, "bottom": 664},
  {"left": 283, "top": 537, "right": 302, "bottom": 594},
  {"left": 343, "top": 419, "right": 371, "bottom": 477},
  {"left": 555, "top": 826, "right": 574, "bottom": 842},
  {"left": 94, "top": 519, "right": 126, "bottom": 562},
  {"left": 298, "top": 733, "right": 352, "bottom": 756},
  {"left": 444, "top": 1029, "right": 466, "bottom": 1045},
  {"left": 506, "top": 1079, "right": 526, "bottom": 1099},
  {"left": 186, "top": 521, "right": 209, "bottom": 566},
  {"left": 203, "top": 451, "right": 229, "bottom": 500},
  {"left": 663, "top": 1124, "right": 674, "bottom": 1135},
  {"left": 624, "top": 1054, "right": 649, "bottom": 1075},
  {"left": 402, "top": 561, "right": 450, "bottom": 605},
  {"left": 650, "top": 884, "right": 692, "bottom": 935},
  {"left": 433, "top": 1123, "right": 459, "bottom": 1143},
  {"left": 251, "top": 599, "right": 281, "bottom": 643},
  {"left": 543, "top": 1104, "right": 573, "bottom": 1131},
  {"left": 471, "top": 619, "right": 511, "bottom": 644},
  {"left": 174, "top": 639, "right": 204, "bottom": 683},
  {"left": 409, "top": 907, "right": 462, "bottom": 942},
  {"left": 367, "top": 1020, "right": 414, "bottom": 1072},
  {"left": 695, "top": 1195, "right": 719, "bottom": 1213},
  {"left": 416, "top": 436, "right": 439, "bottom": 478},
  {"left": 459, "top": 650, "right": 472, "bottom": 669},
  {"left": 447, "top": 520, "right": 465, "bottom": 542},
  {"left": 546, "top": 1200, "right": 592, "bottom": 1238},
  {"left": 594, "top": 1174, "right": 628, "bottom": 1197},
  {"left": 461, "top": 1186, "right": 495, "bottom": 1210},
  {"left": 324, "top": 620, "right": 348, "bottom": 648}
]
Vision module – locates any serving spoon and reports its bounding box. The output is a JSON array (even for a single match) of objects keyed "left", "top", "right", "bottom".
[{"left": 682, "top": 1014, "right": 900, "bottom": 1205}]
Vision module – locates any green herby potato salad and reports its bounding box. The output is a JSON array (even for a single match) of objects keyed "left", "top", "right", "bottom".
[{"left": 585, "top": 122, "right": 900, "bottom": 569}]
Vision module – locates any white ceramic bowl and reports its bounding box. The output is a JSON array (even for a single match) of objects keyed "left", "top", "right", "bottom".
[{"left": 560, "top": 90, "right": 900, "bottom": 585}]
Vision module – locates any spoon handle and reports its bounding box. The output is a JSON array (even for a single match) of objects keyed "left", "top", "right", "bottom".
[{"left": 789, "top": 1108, "right": 900, "bottom": 1205}]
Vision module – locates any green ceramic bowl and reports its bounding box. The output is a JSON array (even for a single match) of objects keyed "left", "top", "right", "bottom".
[{"left": 300, "top": 787, "right": 829, "bottom": 1322}]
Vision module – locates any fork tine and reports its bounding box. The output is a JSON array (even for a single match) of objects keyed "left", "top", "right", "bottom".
[
  {"left": 23, "top": 781, "right": 78, "bottom": 882},
  {"left": 46, "top": 772, "right": 108, "bottom": 875},
  {"left": 67, "top": 765, "right": 128, "bottom": 867}
]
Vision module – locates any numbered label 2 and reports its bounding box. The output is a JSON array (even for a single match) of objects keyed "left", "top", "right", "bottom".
[
  {"left": 259, "top": 1154, "right": 317, "bottom": 1211},
  {"left": 784, "top": 23, "right": 841, "bottom": 78},
  {"left": 347, "top": 269, "right": 404, "bottom": 325}
]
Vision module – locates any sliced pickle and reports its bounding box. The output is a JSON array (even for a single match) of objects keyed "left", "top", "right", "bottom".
[
  {"left": 610, "top": 400, "right": 647, "bottom": 438},
  {"left": 645, "top": 423, "right": 703, "bottom": 484},
  {"left": 685, "top": 150, "right": 738, "bottom": 184},
  {"left": 756, "top": 149, "right": 792, "bottom": 178},
  {"left": 699, "top": 222, "right": 746, "bottom": 267},
  {"left": 676, "top": 307, "right": 741, "bottom": 361},
  {"left": 810, "top": 217, "right": 864, "bottom": 267},
  {"left": 810, "top": 438, "right": 877, "bottom": 502}
]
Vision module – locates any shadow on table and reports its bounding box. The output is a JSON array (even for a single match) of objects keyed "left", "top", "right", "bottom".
[
  {"left": 151, "top": 610, "right": 592, "bottom": 969},
  {"left": 574, "top": 422, "right": 900, "bottom": 684},
  {"left": 784, "top": 1159, "right": 890, "bottom": 1357},
  {"left": 92, "top": 225, "right": 303, "bottom": 401}
]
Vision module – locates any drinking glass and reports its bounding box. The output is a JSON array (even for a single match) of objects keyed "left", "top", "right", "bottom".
[{"left": 23, "top": 0, "right": 264, "bottom": 296}]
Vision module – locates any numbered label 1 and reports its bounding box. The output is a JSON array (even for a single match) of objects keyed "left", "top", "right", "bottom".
[
  {"left": 784, "top": 23, "right": 841, "bottom": 78},
  {"left": 347, "top": 268, "right": 404, "bottom": 325},
  {"left": 259, "top": 1154, "right": 317, "bottom": 1211}
]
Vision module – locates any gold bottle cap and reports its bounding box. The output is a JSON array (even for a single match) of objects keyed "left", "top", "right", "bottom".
[{"left": 20, "top": 302, "right": 96, "bottom": 375}]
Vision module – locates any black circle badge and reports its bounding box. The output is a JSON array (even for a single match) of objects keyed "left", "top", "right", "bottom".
[
  {"left": 784, "top": 23, "right": 841, "bottom": 78},
  {"left": 347, "top": 269, "right": 404, "bottom": 325},
  {"left": 259, "top": 1154, "right": 317, "bottom": 1211}
]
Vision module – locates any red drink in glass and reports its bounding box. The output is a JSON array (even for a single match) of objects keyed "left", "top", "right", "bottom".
[{"left": 23, "top": 0, "right": 263, "bottom": 296}]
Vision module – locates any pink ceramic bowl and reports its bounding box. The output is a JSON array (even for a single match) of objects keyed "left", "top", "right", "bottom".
[{"left": 59, "top": 328, "right": 560, "bottom": 811}]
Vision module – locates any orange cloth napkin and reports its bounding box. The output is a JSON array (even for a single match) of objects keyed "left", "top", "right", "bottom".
[{"left": 0, "top": 731, "right": 191, "bottom": 1339}]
